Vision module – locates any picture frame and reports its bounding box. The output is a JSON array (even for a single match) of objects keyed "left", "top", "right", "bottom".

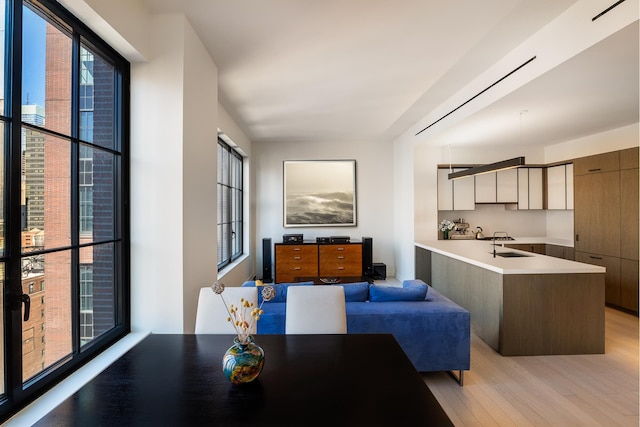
[{"left": 283, "top": 159, "right": 357, "bottom": 227}]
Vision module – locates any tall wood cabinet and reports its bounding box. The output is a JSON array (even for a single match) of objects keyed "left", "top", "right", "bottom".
[
  {"left": 574, "top": 147, "right": 639, "bottom": 313},
  {"left": 274, "top": 242, "right": 363, "bottom": 283}
]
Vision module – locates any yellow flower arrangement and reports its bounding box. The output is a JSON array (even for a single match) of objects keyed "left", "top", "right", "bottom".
[{"left": 211, "top": 280, "right": 275, "bottom": 344}]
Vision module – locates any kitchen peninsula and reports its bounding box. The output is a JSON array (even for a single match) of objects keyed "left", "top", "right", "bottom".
[{"left": 415, "top": 240, "right": 606, "bottom": 356}]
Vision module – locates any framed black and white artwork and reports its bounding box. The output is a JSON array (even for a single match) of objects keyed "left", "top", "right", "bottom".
[{"left": 283, "top": 159, "right": 357, "bottom": 227}]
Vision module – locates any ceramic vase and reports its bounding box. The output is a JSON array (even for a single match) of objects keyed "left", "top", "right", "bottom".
[{"left": 222, "top": 336, "right": 264, "bottom": 384}]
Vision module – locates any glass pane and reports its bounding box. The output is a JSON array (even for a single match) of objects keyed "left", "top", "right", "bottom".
[
  {"left": 22, "top": 250, "right": 72, "bottom": 382},
  {"left": 23, "top": 4, "right": 72, "bottom": 136},
  {"left": 217, "top": 224, "right": 223, "bottom": 266},
  {"left": 22, "top": 132, "right": 70, "bottom": 251},
  {"left": 79, "top": 44, "right": 115, "bottom": 150},
  {"left": 79, "top": 243, "right": 115, "bottom": 347},
  {"left": 79, "top": 145, "right": 114, "bottom": 242}
]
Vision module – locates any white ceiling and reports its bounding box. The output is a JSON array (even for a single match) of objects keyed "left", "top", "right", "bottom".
[{"left": 141, "top": 0, "right": 638, "bottom": 147}]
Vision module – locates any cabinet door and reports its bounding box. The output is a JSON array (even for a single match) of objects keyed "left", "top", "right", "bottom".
[
  {"left": 574, "top": 171, "right": 621, "bottom": 257},
  {"left": 621, "top": 168, "right": 639, "bottom": 260},
  {"left": 547, "top": 165, "right": 567, "bottom": 209},
  {"left": 574, "top": 151, "right": 619, "bottom": 175},
  {"left": 545, "top": 244, "right": 574, "bottom": 260},
  {"left": 475, "top": 172, "right": 496, "bottom": 203},
  {"left": 620, "top": 258, "right": 639, "bottom": 312},
  {"left": 515, "top": 168, "right": 543, "bottom": 210},
  {"left": 529, "top": 168, "right": 544, "bottom": 209},
  {"left": 517, "top": 168, "right": 529, "bottom": 209},
  {"left": 565, "top": 163, "right": 574, "bottom": 210},
  {"left": 575, "top": 251, "right": 620, "bottom": 306},
  {"left": 439, "top": 168, "right": 475, "bottom": 211},
  {"left": 620, "top": 147, "right": 639, "bottom": 170},
  {"left": 437, "top": 168, "right": 453, "bottom": 211},
  {"left": 496, "top": 169, "right": 518, "bottom": 203},
  {"left": 453, "top": 174, "right": 475, "bottom": 211}
]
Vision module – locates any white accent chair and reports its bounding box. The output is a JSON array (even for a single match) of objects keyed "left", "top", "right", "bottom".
[
  {"left": 195, "top": 286, "right": 258, "bottom": 334},
  {"left": 285, "top": 286, "right": 347, "bottom": 334}
]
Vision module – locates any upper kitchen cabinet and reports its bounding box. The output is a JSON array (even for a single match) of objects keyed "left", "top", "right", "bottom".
[
  {"left": 474, "top": 171, "right": 496, "bottom": 203},
  {"left": 510, "top": 167, "right": 543, "bottom": 210},
  {"left": 573, "top": 150, "right": 619, "bottom": 175},
  {"left": 546, "top": 163, "right": 573, "bottom": 210},
  {"left": 496, "top": 169, "right": 518, "bottom": 203},
  {"left": 437, "top": 168, "right": 475, "bottom": 211},
  {"left": 475, "top": 170, "right": 518, "bottom": 204}
]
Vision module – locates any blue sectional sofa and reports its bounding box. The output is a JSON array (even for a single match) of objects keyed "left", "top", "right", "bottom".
[{"left": 242, "top": 279, "right": 470, "bottom": 383}]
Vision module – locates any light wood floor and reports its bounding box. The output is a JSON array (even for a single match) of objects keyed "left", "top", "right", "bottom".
[{"left": 423, "top": 307, "right": 639, "bottom": 426}]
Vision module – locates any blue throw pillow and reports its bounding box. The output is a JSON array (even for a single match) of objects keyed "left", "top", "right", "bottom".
[
  {"left": 337, "top": 282, "right": 370, "bottom": 302},
  {"left": 368, "top": 283, "right": 428, "bottom": 302}
]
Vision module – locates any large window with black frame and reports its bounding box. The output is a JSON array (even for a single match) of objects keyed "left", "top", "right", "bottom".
[
  {"left": 0, "top": 0, "right": 130, "bottom": 420},
  {"left": 217, "top": 137, "right": 244, "bottom": 270}
]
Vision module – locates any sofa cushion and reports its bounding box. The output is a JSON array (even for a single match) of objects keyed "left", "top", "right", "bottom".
[
  {"left": 369, "top": 282, "right": 428, "bottom": 302},
  {"left": 336, "top": 282, "right": 369, "bottom": 302},
  {"left": 242, "top": 281, "right": 314, "bottom": 303}
]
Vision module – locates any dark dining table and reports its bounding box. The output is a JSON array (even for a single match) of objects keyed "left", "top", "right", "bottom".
[{"left": 35, "top": 334, "right": 453, "bottom": 426}]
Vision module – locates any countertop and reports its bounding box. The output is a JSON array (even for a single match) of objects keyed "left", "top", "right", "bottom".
[{"left": 415, "top": 239, "right": 605, "bottom": 275}]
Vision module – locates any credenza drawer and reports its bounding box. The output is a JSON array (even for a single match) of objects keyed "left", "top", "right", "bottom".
[
  {"left": 319, "top": 244, "right": 362, "bottom": 277},
  {"left": 275, "top": 245, "right": 318, "bottom": 282}
]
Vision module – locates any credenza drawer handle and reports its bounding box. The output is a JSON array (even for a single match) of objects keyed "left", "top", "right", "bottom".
[
  {"left": 337, "top": 256, "right": 344, "bottom": 259},
  {"left": 294, "top": 267, "right": 301, "bottom": 270},
  {"left": 588, "top": 168, "right": 601, "bottom": 172},
  {"left": 294, "top": 248, "right": 301, "bottom": 251},
  {"left": 294, "top": 256, "right": 301, "bottom": 260},
  {"left": 337, "top": 247, "right": 344, "bottom": 251},
  {"left": 589, "top": 256, "right": 602, "bottom": 260},
  {"left": 338, "top": 267, "right": 344, "bottom": 270}
]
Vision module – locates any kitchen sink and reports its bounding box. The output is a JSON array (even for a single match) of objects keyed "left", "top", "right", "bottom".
[{"left": 494, "top": 251, "right": 532, "bottom": 258}]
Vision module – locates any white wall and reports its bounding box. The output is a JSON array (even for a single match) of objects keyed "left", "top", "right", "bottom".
[
  {"left": 393, "top": 134, "right": 415, "bottom": 281},
  {"left": 181, "top": 19, "right": 219, "bottom": 334},
  {"left": 130, "top": 13, "right": 188, "bottom": 333},
  {"left": 99, "top": 6, "right": 222, "bottom": 333},
  {"left": 544, "top": 123, "right": 639, "bottom": 163},
  {"left": 253, "top": 140, "right": 396, "bottom": 278}
]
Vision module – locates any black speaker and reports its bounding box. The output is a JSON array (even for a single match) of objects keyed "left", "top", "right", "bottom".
[
  {"left": 373, "top": 263, "right": 386, "bottom": 280},
  {"left": 262, "top": 238, "right": 273, "bottom": 283},
  {"left": 362, "top": 237, "right": 373, "bottom": 277}
]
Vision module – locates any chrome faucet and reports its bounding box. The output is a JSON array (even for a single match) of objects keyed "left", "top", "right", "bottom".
[{"left": 492, "top": 231, "right": 509, "bottom": 257}]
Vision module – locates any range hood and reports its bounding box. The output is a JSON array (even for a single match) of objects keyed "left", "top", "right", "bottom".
[{"left": 448, "top": 157, "right": 525, "bottom": 180}]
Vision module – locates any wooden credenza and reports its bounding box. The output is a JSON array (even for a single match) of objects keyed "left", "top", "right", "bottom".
[{"left": 275, "top": 242, "right": 363, "bottom": 283}]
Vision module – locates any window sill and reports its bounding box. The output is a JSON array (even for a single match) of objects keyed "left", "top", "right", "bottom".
[
  {"left": 217, "top": 253, "right": 250, "bottom": 281},
  {"left": 5, "top": 331, "right": 150, "bottom": 426}
]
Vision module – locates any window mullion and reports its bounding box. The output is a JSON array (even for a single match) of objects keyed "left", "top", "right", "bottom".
[
  {"left": 70, "top": 30, "right": 80, "bottom": 353},
  {"left": 5, "top": 0, "right": 27, "bottom": 403}
]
